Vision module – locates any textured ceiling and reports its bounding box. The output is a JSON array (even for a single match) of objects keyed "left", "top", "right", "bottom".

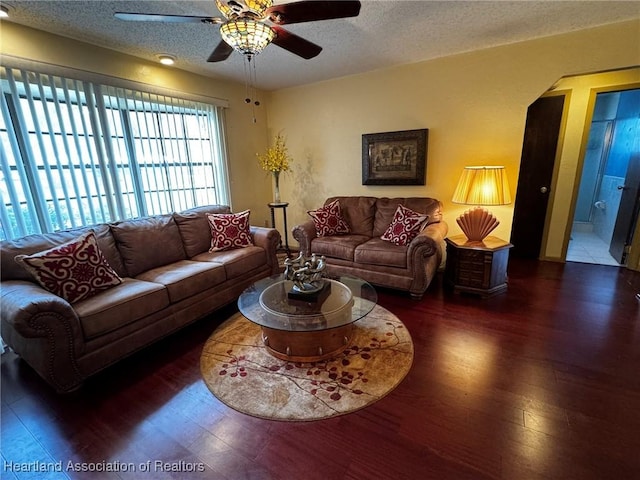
[{"left": 3, "top": 1, "right": 640, "bottom": 91}]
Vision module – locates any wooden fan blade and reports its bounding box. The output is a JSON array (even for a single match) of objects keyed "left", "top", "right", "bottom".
[
  {"left": 266, "top": 0, "right": 361, "bottom": 25},
  {"left": 271, "top": 26, "right": 322, "bottom": 59},
  {"left": 207, "top": 41, "right": 234, "bottom": 62},
  {"left": 114, "top": 12, "right": 223, "bottom": 24}
]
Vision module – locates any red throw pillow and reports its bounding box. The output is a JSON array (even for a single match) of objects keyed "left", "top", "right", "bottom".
[
  {"left": 15, "top": 231, "right": 123, "bottom": 304},
  {"left": 307, "top": 199, "right": 350, "bottom": 237},
  {"left": 207, "top": 210, "right": 253, "bottom": 252},
  {"left": 381, "top": 204, "right": 429, "bottom": 246}
]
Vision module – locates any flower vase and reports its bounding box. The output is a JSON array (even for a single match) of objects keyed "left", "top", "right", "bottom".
[{"left": 273, "top": 171, "right": 281, "bottom": 203}]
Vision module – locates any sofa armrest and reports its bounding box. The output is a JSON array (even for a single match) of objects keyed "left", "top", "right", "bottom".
[
  {"left": 292, "top": 220, "right": 317, "bottom": 257},
  {"left": 409, "top": 221, "right": 448, "bottom": 259},
  {"left": 1, "top": 281, "right": 81, "bottom": 339},
  {"left": 1, "top": 280, "right": 84, "bottom": 392},
  {"left": 250, "top": 226, "right": 281, "bottom": 274},
  {"left": 404, "top": 221, "right": 449, "bottom": 298}
]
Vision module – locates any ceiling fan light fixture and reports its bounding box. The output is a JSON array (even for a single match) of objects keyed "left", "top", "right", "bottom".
[
  {"left": 157, "top": 54, "right": 176, "bottom": 65},
  {"left": 215, "top": 0, "right": 273, "bottom": 19},
  {"left": 220, "top": 18, "right": 275, "bottom": 55}
]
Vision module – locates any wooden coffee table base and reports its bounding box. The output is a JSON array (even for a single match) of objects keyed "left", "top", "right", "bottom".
[{"left": 260, "top": 324, "right": 354, "bottom": 362}]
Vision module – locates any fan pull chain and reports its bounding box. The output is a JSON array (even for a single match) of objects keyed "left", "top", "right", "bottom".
[
  {"left": 251, "top": 56, "right": 260, "bottom": 107},
  {"left": 243, "top": 54, "right": 251, "bottom": 106},
  {"left": 243, "top": 54, "right": 261, "bottom": 123}
]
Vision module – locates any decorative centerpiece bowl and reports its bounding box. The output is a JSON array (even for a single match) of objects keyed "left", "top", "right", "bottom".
[{"left": 283, "top": 253, "right": 327, "bottom": 293}]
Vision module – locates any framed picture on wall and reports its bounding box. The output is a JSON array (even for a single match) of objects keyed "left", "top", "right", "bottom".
[{"left": 362, "top": 129, "right": 428, "bottom": 185}]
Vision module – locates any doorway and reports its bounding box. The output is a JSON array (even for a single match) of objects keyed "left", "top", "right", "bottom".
[{"left": 567, "top": 88, "right": 640, "bottom": 266}]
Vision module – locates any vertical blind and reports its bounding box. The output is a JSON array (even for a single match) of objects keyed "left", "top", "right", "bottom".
[{"left": 0, "top": 66, "right": 230, "bottom": 240}]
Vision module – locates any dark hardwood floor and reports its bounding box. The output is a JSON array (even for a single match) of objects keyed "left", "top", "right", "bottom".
[{"left": 2, "top": 259, "right": 640, "bottom": 479}]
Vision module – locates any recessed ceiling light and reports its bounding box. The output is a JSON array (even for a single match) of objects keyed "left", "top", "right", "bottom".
[
  {"left": 157, "top": 54, "right": 176, "bottom": 66},
  {"left": 0, "top": 5, "right": 10, "bottom": 18}
]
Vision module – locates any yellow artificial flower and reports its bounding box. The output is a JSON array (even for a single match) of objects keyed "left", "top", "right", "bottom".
[{"left": 257, "top": 134, "right": 291, "bottom": 174}]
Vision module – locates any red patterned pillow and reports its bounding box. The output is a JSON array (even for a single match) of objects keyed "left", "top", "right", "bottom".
[
  {"left": 307, "top": 200, "right": 351, "bottom": 237},
  {"left": 15, "top": 231, "right": 123, "bottom": 304},
  {"left": 207, "top": 210, "right": 253, "bottom": 252},
  {"left": 381, "top": 204, "right": 429, "bottom": 246}
]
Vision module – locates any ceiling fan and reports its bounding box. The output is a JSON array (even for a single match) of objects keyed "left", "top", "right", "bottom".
[{"left": 115, "top": 0, "right": 362, "bottom": 62}]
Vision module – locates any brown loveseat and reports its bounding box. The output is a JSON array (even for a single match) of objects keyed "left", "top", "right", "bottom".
[
  {"left": 1, "top": 205, "right": 280, "bottom": 393},
  {"left": 292, "top": 196, "right": 447, "bottom": 299}
]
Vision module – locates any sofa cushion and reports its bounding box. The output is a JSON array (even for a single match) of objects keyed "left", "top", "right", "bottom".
[
  {"left": 174, "top": 205, "right": 232, "bottom": 257},
  {"left": 308, "top": 200, "right": 350, "bottom": 236},
  {"left": 403, "top": 198, "right": 443, "bottom": 225},
  {"left": 192, "top": 246, "right": 267, "bottom": 279},
  {"left": 2, "top": 224, "right": 126, "bottom": 282},
  {"left": 326, "top": 196, "right": 376, "bottom": 236},
  {"left": 111, "top": 214, "right": 187, "bottom": 277},
  {"left": 74, "top": 278, "right": 169, "bottom": 340},
  {"left": 354, "top": 238, "right": 408, "bottom": 268},
  {"left": 206, "top": 210, "right": 253, "bottom": 252},
  {"left": 373, "top": 198, "right": 442, "bottom": 237},
  {"left": 310, "top": 234, "right": 370, "bottom": 262},
  {"left": 136, "top": 260, "right": 227, "bottom": 303},
  {"left": 15, "top": 231, "right": 123, "bottom": 304},
  {"left": 381, "top": 205, "right": 429, "bottom": 246}
]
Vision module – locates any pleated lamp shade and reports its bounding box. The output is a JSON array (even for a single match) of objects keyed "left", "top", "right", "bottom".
[{"left": 452, "top": 166, "right": 511, "bottom": 242}]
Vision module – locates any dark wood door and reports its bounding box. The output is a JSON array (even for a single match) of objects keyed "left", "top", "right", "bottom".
[
  {"left": 610, "top": 149, "right": 640, "bottom": 263},
  {"left": 510, "top": 95, "right": 565, "bottom": 258},
  {"left": 609, "top": 89, "right": 640, "bottom": 263}
]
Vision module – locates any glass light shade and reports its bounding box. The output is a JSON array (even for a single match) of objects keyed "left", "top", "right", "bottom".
[
  {"left": 452, "top": 166, "right": 511, "bottom": 242},
  {"left": 452, "top": 166, "right": 511, "bottom": 205},
  {"left": 216, "top": 0, "right": 273, "bottom": 19},
  {"left": 220, "top": 18, "right": 276, "bottom": 55}
]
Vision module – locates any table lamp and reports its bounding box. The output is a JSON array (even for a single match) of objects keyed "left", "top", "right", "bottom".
[{"left": 452, "top": 166, "right": 511, "bottom": 242}]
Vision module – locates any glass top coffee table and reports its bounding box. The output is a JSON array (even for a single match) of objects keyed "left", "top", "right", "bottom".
[{"left": 238, "top": 274, "right": 377, "bottom": 362}]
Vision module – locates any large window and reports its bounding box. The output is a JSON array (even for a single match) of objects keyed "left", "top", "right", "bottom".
[{"left": 0, "top": 67, "right": 230, "bottom": 241}]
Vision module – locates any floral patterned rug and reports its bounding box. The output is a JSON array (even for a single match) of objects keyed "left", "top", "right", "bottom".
[{"left": 200, "top": 305, "right": 413, "bottom": 421}]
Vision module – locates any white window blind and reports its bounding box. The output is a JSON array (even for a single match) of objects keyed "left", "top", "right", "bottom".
[{"left": 0, "top": 66, "right": 230, "bottom": 240}]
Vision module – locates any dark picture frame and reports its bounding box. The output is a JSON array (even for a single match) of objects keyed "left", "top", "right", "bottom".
[{"left": 362, "top": 129, "right": 428, "bottom": 185}]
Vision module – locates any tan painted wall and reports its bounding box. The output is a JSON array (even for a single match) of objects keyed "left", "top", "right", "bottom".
[
  {"left": 2, "top": 20, "right": 639, "bottom": 247},
  {"left": 266, "top": 20, "right": 640, "bottom": 252},
  {"left": 0, "top": 22, "right": 274, "bottom": 226},
  {"left": 542, "top": 69, "right": 640, "bottom": 261}
]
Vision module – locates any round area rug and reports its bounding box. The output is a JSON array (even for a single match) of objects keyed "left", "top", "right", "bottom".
[{"left": 200, "top": 305, "right": 413, "bottom": 421}]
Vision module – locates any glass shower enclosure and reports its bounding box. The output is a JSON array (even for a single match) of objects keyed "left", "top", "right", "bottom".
[{"left": 570, "top": 89, "right": 640, "bottom": 266}]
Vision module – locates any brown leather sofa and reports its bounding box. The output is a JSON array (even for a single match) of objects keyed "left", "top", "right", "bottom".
[
  {"left": 1, "top": 205, "right": 280, "bottom": 393},
  {"left": 292, "top": 196, "right": 448, "bottom": 299}
]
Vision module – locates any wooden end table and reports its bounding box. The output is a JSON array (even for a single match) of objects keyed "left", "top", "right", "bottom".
[{"left": 444, "top": 234, "right": 513, "bottom": 297}]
